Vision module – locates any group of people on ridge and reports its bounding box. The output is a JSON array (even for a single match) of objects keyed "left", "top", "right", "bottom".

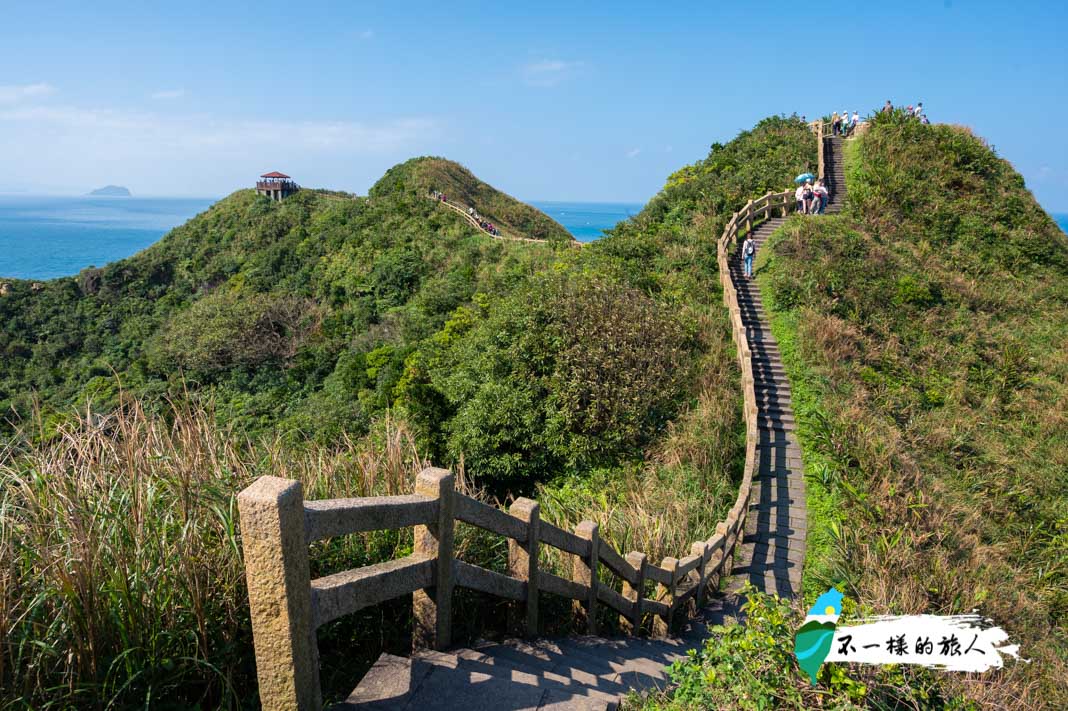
[
  {"left": 429, "top": 189, "right": 501, "bottom": 236},
  {"left": 882, "top": 99, "right": 930, "bottom": 124},
  {"left": 467, "top": 206, "right": 501, "bottom": 236},
  {"left": 830, "top": 110, "right": 861, "bottom": 136}
]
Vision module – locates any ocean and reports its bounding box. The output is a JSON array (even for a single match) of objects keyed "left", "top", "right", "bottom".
[
  {"left": 530, "top": 201, "right": 643, "bottom": 242},
  {"left": 0, "top": 195, "right": 217, "bottom": 280},
  {"left": 0, "top": 196, "right": 643, "bottom": 280}
]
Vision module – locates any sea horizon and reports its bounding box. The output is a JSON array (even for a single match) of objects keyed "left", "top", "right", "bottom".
[{"left": 0, "top": 194, "right": 644, "bottom": 280}]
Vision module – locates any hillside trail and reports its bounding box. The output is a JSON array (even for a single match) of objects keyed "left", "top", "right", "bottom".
[
  {"left": 431, "top": 195, "right": 564, "bottom": 245},
  {"left": 335, "top": 137, "right": 847, "bottom": 710}
]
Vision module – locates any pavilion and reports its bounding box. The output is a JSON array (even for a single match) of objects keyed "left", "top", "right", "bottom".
[{"left": 256, "top": 171, "right": 299, "bottom": 201}]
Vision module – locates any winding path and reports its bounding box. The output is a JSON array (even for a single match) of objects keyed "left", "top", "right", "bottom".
[{"left": 433, "top": 196, "right": 562, "bottom": 245}]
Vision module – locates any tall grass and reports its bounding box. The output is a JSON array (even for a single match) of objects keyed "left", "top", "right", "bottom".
[{"left": 0, "top": 396, "right": 433, "bottom": 709}]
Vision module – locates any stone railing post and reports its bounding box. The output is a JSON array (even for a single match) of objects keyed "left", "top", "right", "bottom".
[
  {"left": 652, "top": 557, "right": 679, "bottom": 638},
  {"left": 572, "top": 521, "right": 599, "bottom": 634},
  {"left": 817, "top": 123, "right": 825, "bottom": 183},
  {"left": 413, "top": 467, "right": 455, "bottom": 651},
  {"left": 691, "top": 541, "right": 710, "bottom": 607},
  {"left": 238, "top": 476, "right": 322, "bottom": 711},
  {"left": 621, "top": 551, "right": 646, "bottom": 634},
  {"left": 509, "top": 498, "right": 540, "bottom": 637},
  {"left": 715, "top": 521, "right": 730, "bottom": 579}
]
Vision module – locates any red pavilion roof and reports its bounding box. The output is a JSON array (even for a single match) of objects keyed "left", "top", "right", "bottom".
[{"left": 260, "top": 171, "right": 291, "bottom": 179}]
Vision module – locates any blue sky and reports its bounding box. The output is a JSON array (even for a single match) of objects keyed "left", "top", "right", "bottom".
[{"left": 2, "top": 0, "right": 1066, "bottom": 210}]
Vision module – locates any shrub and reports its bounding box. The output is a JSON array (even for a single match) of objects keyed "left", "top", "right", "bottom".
[
  {"left": 149, "top": 291, "right": 320, "bottom": 376},
  {"left": 426, "top": 272, "right": 700, "bottom": 486}
]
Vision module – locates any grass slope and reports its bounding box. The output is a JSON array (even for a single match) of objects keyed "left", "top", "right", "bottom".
[{"left": 757, "top": 111, "right": 1068, "bottom": 706}]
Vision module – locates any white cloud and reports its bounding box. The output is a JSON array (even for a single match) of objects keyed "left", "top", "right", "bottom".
[
  {"left": 0, "top": 98, "right": 439, "bottom": 195},
  {"left": 0, "top": 83, "right": 56, "bottom": 104},
  {"left": 523, "top": 59, "right": 583, "bottom": 87},
  {"left": 150, "top": 89, "right": 186, "bottom": 100},
  {"left": 0, "top": 104, "right": 436, "bottom": 152},
  {"left": 625, "top": 148, "right": 641, "bottom": 159}
]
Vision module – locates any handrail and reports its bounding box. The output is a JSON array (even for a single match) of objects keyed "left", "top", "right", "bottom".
[{"left": 238, "top": 130, "right": 817, "bottom": 711}]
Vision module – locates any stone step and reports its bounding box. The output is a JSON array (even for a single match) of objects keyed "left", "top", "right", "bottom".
[
  {"left": 750, "top": 349, "right": 782, "bottom": 360},
  {"left": 753, "top": 369, "right": 787, "bottom": 381},
  {"left": 442, "top": 648, "right": 620, "bottom": 702},
  {"left": 751, "top": 390, "right": 794, "bottom": 407},
  {"left": 757, "top": 407, "right": 796, "bottom": 422},
  {"left": 336, "top": 653, "right": 614, "bottom": 711},
  {"left": 758, "top": 405, "right": 794, "bottom": 420},
  {"left": 482, "top": 638, "right": 674, "bottom": 697},
  {"left": 754, "top": 396, "right": 794, "bottom": 410},
  {"left": 758, "top": 419, "right": 797, "bottom": 433}
]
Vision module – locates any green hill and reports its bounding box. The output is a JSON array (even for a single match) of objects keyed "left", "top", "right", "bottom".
[
  {"left": 756, "top": 111, "right": 1068, "bottom": 706},
  {"left": 0, "top": 175, "right": 570, "bottom": 445},
  {"left": 371, "top": 156, "right": 574, "bottom": 243}
]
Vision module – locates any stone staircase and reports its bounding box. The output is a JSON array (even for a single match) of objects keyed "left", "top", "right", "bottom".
[
  {"left": 824, "top": 135, "right": 846, "bottom": 213},
  {"left": 726, "top": 135, "right": 845, "bottom": 598},
  {"left": 725, "top": 218, "right": 805, "bottom": 598},
  {"left": 335, "top": 611, "right": 725, "bottom": 710}
]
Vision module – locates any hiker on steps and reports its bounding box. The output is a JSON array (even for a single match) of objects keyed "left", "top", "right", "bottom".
[
  {"left": 813, "top": 180, "right": 829, "bottom": 214},
  {"left": 742, "top": 234, "right": 756, "bottom": 279}
]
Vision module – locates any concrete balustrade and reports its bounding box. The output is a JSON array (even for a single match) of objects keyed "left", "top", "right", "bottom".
[{"left": 238, "top": 462, "right": 750, "bottom": 710}]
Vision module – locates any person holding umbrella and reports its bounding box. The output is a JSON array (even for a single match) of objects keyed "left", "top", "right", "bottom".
[{"left": 794, "top": 173, "right": 816, "bottom": 213}]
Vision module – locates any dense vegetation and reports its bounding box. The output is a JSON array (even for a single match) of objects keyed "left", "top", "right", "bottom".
[
  {"left": 0, "top": 162, "right": 571, "bottom": 450},
  {"left": 640, "top": 589, "right": 966, "bottom": 710},
  {"left": 1, "top": 117, "right": 817, "bottom": 708},
  {"left": 749, "top": 111, "right": 1068, "bottom": 707}
]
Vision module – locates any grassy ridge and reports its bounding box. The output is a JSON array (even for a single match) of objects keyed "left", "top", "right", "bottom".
[
  {"left": 756, "top": 111, "right": 1068, "bottom": 706},
  {"left": 371, "top": 157, "right": 574, "bottom": 243}
]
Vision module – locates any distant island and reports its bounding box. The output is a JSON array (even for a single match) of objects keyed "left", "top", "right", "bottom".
[{"left": 88, "top": 185, "right": 131, "bottom": 197}]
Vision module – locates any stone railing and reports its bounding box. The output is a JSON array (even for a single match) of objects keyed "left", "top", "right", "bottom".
[
  {"left": 238, "top": 141, "right": 813, "bottom": 711},
  {"left": 238, "top": 459, "right": 748, "bottom": 709},
  {"left": 807, "top": 120, "right": 830, "bottom": 185}
]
